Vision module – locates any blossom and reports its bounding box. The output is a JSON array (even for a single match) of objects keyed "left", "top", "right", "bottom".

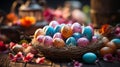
[
  {"left": 74, "top": 61, "right": 83, "bottom": 67},
  {"left": 23, "top": 53, "right": 34, "bottom": 62},
  {"left": 36, "top": 57, "right": 45, "bottom": 64},
  {"left": 103, "top": 54, "right": 115, "bottom": 62}
]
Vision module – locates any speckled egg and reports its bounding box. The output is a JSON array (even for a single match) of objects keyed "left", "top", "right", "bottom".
[
  {"left": 100, "top": 47, "right": 114, "bottom": 56},
  {"left": 53, "top": 38, "right": 65, "bottom": 48},
  {"left": 54, "top": 25, "right": 61, "bottom": 33},
  {"left": 82, "top": 26, "right": 93, "bottom": 41},
  {"left": 82, "top": 52, "right": 97, "bottom": 63},
  {"left": 49, "top": 21, "right": 59, "bottom": 28},
  {"left": 45, "top": 26, "right": 55, "bottom": 37},
  {"left": 61, "top": 25, "right": 73, "bottom": 39},
  {"left": 34, "top": 28, "right": 45, "bottom": 38},
  {"left": 43, "top": 36, "right": 53, "bottom": 47},
  {"left": 66, "top": 37, "right": 77, "bottom": 46},
  {"left": 71, "top": 22, "right": 82, "bottom": 33},
  {"left": 72, "top": 33, "right": 83, "bottom": 40},
  {"left": 111, "top": 38, "right": 120, "bottom": 48},
  {"left": 53, "top": 32, "right": 63, "bottom": 39},
  {"left": 77, "top": 37, "right": 89, "bottom": 47}
]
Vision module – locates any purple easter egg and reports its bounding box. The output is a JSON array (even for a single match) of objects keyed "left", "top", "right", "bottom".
[
  {"left": 43, "top": 36, "right": 53, "bottom": 47},
  {"left": 49, "top": 21, "right": 59, "bottom": 28},
  {"left": 36, "top": 35, "right": 44, "bottom": 43},
  {"left": 53, "top": 32, "right": 63, "bottom": 39},
  {"left": 71, "top": 22, "right": 82, "bottom": 33},
  {"left": 92, "top": 36, "right": 98, "bottom": 43},
  {"left": 77, "top": 37, "right": 89, "bottom": 47}
]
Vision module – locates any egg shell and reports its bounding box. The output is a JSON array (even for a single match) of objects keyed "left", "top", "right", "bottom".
[
  {"left": 111, "top": 38, "right": 120, "bottom": 48},
  {"left": 71, "top": 22, "right": 82, "bottom": 33},
  {"left": 82, "top": 26, "right": 93, "bottom": 41},
  {"left": 66, "top": 37, "right": 77, "bottom": 46},
  {"left": 61, "top": 25, "right": 73, "bottom": 39},
  {"left": 43, "top": 25, "right": 49, "bottom": 32},
  {"left": 53, "top": 32, "right": 63, "bottom": 39},
  {"left": 77, "top": 37, "right": 89, "bottom": 47},
  {"left": 92, "top": 35, "right": 98, "bottom": 43},
  {"left": 43, "top": 36, "right": 53, "bottom": 47},
  {"left": 45, "top": 26, "right": 55, "bottom": 37},
  {"left": 72, "top": 33, "right": 83, "bottom": 40},
  {"left": 105, "top": 42, "right": 117, "bottom": 51},
  {"left": 102, "top": 37, "right": 109, "bottom": 45},
  {"left": 36, "top": 35, "right": 44, "bottom": 43},
  {"left": 82, "top": 52, "right": 97, "bottom": 63},
  {"left": 49, "top": 21, "right": 59, "bottom": 28},
  {"left": 34, "top": 28, "right": 45, "bottom": 38},
  {"left": 53, "top": 38, "right": 65, "bottom": 48},
  {"left": 54, "top": 25, "right": 62, "bottom": 33},
  {"left": 100, "top": 47, "right": 114, "bottom": 56}
]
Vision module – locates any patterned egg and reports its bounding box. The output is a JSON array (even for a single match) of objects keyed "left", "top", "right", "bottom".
[
  {"left": 43, "top": 25, "right": 49, "bottom": 32},
  {"left": 61, "top": 25, "right": 73, "bottom": 39},
  {"left": 86, "top": 26, "right": 94, "bottom": 35},
  {"left": 54, "top": 25, "right": 61, "bottom": 33},
  {"left": 53, "top": 32, "right": 63, "bottom": 39},
  {"left": 34, "top": 28, "right": 45, "bottom": 38},
  {"left": 45, "top": 26, "right": 55, "bottom": 37},
  {"left": 43, "top": 36, "right": 53, "bottom": 47},
  {"left": 111, "top": 38, "right": 120, "bottom": 48},
  {"left": 71, "top": 22, "right": 82, "bottom": 33},
  {"left": 66, "top": 37, "right": 77, "bottom": 46},
  {"left": 100, "top": 47, "right": 114, "bottom": 56},
  {"left": 77, "top": 37, "right": 89, "bottom": 47},
  {"left": 49, "top": 21, "right": 59, "bottom": 28},
  {"left": 82, "top": 52, "right": 97, "bottom": 63},
  {"left": 72, "top": 33, "right": 83, "bottom": 40},
  {"left": 53, "top": 38, "right": 65, "bottom": 48},
  {"left": 36, "top": 35, "right": 44, "bottom": 43},
  {"left": 82, "top": 26, "right": 93, "bottom": 41}
]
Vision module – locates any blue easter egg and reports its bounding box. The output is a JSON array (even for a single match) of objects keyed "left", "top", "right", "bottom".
[
  {"left": 54, "top": 25, "right": 61, "bottom": 33},
  {"left": 66, "top": 37, "right": 77, "bottom": 46},
  {"left": 82, "top": 26, "right": 93, "bottom": 41},
  {"left": 111, "top": 38, "right": 120, "bottom": 45},
  {"left": 72, "top": 33, "right": 83, "bottom": 40},
  {"left": 45, "top": 26, "right": 55, "bottom": 37},
  {"left": 82, "top": 52, "right": 97, "bottom": 63}
]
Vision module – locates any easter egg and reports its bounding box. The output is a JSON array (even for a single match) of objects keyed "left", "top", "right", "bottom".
[
  {"left": 53, "top": 38, "right": 65, "bottom": 48},
  {"left": 106, "top": 42, "right": 116, "bottom": 51},
  {"left": 92, "top": 36, "right": 98, "bottom": 43},
  {"left": 61, "top": 25, "right": 73, "bottom": 39},
  {"left": 66, "top": 37, "right": 77, "bottom": 46},
  {"left": 49, "top": 21, "right": 59, "bottom": 28},
  {"left": 71, "top": 22, "right": 82, "bottom": 33},
  {"left": 102, "top": 37, "right": 109, "bottom": 45},
  {"left": 54, "top": 25, "right": 61, "bottom": 33},
  {"left": 53, "top": 32, "right": 63, "bottom": 39},
  {"left": 72, "top": 33, "right": 83, "bottom": 40},
  {"left": 82, "top": 52, "right": 97, "bottom": 63},
  {"left": 45, "top": 26, "right": 55, "bottom": 37},
  {"left": 36, "top": 35, "right": 44, "bottom": 43},
  {"left": 77, "top": 37, "right": 89, "bottom": 47},
  {"left": 34, "top": 28, "right": 44, "bottom": 38},
  {"left": 43, "top": 25, "right": 49, "bottom": 32},
  {"left": 100, "top": 47, "right": 114, "bottom": 56},
  {"left": 111, "top": 38, "right": 120, "bottom": 48},
  {"left": 43, "top": 36, "right": 53, "bottom": 47},
  {"left": 82, "top": 26, "right": 93, "bottom": 41}
]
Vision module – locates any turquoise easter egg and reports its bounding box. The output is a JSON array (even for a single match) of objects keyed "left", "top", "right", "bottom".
[
  {"left": 54, "top": 25, "right": 61, "bottom": 33},
  {"left": 82, "top": 26, "right": 93, "bottom": 41},
  {"left": 45, "top": 26, "right": 55, "bottom": 37},
  {"left": 111, "top": 38, "right": 120, "bottom": 48},
  {"left": 49, "top": 21, "right": 59, "bottom": 28},
  {"left": 82, "top": 52, "right": 97, "bottom": 63},
  {"left": 66, "top": 37, "right": 77, "bottom": 46},
  {"left": 72, "top": 33, "right": 83, "bottom": 40},
  {"left": 71, "top": 22, "right": 82, "bottom": 33}
]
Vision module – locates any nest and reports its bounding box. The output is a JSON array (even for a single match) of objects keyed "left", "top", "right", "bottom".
[{"left": 34, "top": 39, "right": 104, "bottom": 62}]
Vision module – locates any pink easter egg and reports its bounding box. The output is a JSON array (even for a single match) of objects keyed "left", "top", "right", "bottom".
[
  {"left": 71, "top": 22, "right": 82, "bottom": 33},
  {"left": 36, "top": 35, "right": 44, "bottom": 43},
  {"left": 49, "top": 21, "right": 59, "bottom": 28},
  {"left": 92, "top": 36, "right": 98, "bottom": 43},
  {"left": 77, "top": 37, "right": 89, "bottom": 47},
  {"left": 43, "top": 36, "right": 53, "bottom": 47},
  {"left": 53, "top": 32, "right": 63, "bottom": 39}
]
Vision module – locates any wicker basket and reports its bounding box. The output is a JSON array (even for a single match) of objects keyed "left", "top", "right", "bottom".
[{"left": 34, "top": 39, "right": 104, "bottom": 62}]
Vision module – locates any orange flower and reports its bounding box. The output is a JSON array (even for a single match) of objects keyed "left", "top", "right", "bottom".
[
  {"left": 20, "top": 16, "right": 36, "bottom": 27},
  {"left": 99, "top": 24, "right": 110, "bottom": 34},
  {"left": 7, "top": 12, "right": 18, "bottom": 22}
]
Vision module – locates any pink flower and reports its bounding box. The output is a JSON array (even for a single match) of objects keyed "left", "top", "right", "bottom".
[
  {"left": 23, "top": 53, "right": 34, "bottom": 62},
  {"left": 9, "top": 42, "right": 16, "bottom": 49},
  {"left": 36, "top": 57, "right": 45, "bottom": 64},
  {"left": 74, "top": 61, "right": 83, "bottom": 67},
  {"left": 14, "top": 52, "right": 23, "bottom": 60},
  {"left": 9, "top": 53, "right": 14, "bottom": 60},
  {"left": 22, "top": 43, "right": 28, "bottom": 48},
  {"left": 103, "top": 54, "right": 115, "bottom": 62},
  {"left": 0, "top": 41, "right": 7, "bottom": 51}
]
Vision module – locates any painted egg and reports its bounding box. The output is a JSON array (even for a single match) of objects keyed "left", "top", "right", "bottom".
[
  {"left": 77, "top": 37, "right": 89, "bottom": 47},
  {"left": 92, "top": 35, "right": 98, "bottom": 43},
  {"left": 86, "top": 26, "right": 94, "bottom": 35},
  {"left": 45, "top": 26, "right": 55, "bottom": 37},
  {"left": 66, "top": 37, "right": 77, "bottom": 46},
  {"left": 43, "top": 25, "right": 49, "bottom": 32},
  {"left": 72, "top": 33, "right": 83, "bottom": 40},
  {"left": 105, "top": 42, "right": 116, "bottom": 51},
  {"left": 43, "top": 36, "right": 53, "bottom": 47},
  {"left": 61, "top": 25, "right": 73, "bottom": 39},
  {"left": 111, "top": 38, "right": 120, "bottom": 48},
  {"left": 49, "top": 21, "right": 59, "bottom": 28},
  {"left": 53, "top": 38, "right": 65, "bottom": 48},
  {"left": 82, "top": 26, "right": 93, "bottom": 41},
  {"left": 54, "top": 25, "right": 61, "bottom": 33},
  {"left": 100, "top": 47, "right": 114, "bottom": 56},
  {"left": 71, "top": 22, "right": 82, "bottom": 33},
  {"left": 82, "top": 52, "right": 97, "bottom": 63},
  {"left": 53, "top": 32, "right": 63, "bottom": 39},
  {"left": 36, "top": 35, "right": 44, "bottom": 43},
  {"left": 102, "top": 37, "right": 109, "bottom": 45},
  {"left": 34, "top": 28, "right": 45, "bottom": 38}
]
